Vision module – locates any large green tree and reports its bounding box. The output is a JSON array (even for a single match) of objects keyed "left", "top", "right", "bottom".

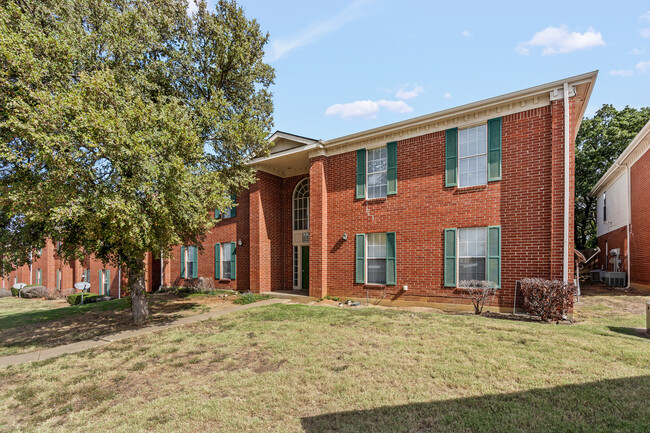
[
  {"left": 575, "top": 104, "right": 650, "bottom": 250},
  {"left": 0, "top": 0, "right": 274, "bottom": 323}
]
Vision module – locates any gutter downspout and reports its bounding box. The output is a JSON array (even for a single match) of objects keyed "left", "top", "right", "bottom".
[
  {"left": 626, "top": 164, "right": 632, "bottom": 289},
  {"left": 563, "top": 82, "right": 570, "bottom": 284}
]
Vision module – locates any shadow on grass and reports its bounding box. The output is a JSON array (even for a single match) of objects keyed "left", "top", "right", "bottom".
[
  {"left": 0, "top": 298, "right": 204, "bottom": 354},
  {"left": 608, "top": 326, "right": 650, "bottom": 339},
  {"left": 301, "top": 376, "right": 650, "bottom": 433}
]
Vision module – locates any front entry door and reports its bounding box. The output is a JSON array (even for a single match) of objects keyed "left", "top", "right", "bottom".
[{"left": 301, "top": 246, "right": 309, "bottom": 291}]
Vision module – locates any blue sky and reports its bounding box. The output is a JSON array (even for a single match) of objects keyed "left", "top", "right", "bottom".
[{"left": 195, "top": 0, "right": 650, "bottom": 140}]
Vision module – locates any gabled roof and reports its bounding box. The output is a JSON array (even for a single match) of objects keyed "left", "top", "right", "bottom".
[{"left": 590, "top": 119, "right": 650, "bottom": 197}]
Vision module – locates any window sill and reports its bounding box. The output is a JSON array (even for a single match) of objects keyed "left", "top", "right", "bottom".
[{"left": 453, "top": 185, "right": 488, "bottom": 194}]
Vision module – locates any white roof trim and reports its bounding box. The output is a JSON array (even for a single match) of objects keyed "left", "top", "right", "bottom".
[
  {"left": 268, "top": 131, "right": 319, "bottom": 146},
  {"left": 590, "top": 118, "right": 650, "bottom": 197},
  {"left": 322, "top": 71, "right": 598, "bottom": 150},
  {"left": 249, "top": 142, "right": 324, "bottom": 165}
]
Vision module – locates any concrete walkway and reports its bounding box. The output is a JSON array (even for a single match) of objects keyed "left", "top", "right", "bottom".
[{"left": 0, "top": 298, "right": 290, "bottom": 369}]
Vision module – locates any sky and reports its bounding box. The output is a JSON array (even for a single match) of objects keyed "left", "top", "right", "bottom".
[{"left": 193, "top": 0, "right": 650, "bottom": 141}]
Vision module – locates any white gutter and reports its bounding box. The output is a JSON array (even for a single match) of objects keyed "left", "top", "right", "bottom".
[
  {"left": 563, "top": 82, "right": 570, "bottom": 284},
  {"left": 626, "top": 164, "right": 632, "bottom": 288}
]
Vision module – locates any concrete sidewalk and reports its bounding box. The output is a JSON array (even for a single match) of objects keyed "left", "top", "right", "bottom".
[{"left": 0, "top": 298, "right": 290, "bottom": 369}]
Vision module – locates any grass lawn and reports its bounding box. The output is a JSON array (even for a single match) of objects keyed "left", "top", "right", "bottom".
[
  {"left": 0, "top": 286, "right": 648, "bottom": 432},
  {"left": 0, "top": 292, "right": 240, "bottom": 357}
]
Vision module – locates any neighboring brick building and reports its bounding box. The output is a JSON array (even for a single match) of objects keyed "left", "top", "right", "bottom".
[
  {"left": 591, "top": 118, "right": 650, "bottom": 289},
  {"left": 3, "top": 72, "right": 597, "bottom": 311}
]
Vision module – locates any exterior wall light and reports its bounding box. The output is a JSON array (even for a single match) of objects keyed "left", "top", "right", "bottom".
[
  {"left": 237, "top": 239, "right": 243, "bottom": 246},
  {"left": 342, "top": 233, "right": 348, "bottom": 241}
]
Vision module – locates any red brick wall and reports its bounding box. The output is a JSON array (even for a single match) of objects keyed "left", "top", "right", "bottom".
[
  {"left": 597, "top": 225, "right": 628, "bottom": 273},
  {"left": 317, "top": 102, "right": 574, "bottom": 308},
  {"left": 631, "top": 148, "right": 650, "bottom": 285}
]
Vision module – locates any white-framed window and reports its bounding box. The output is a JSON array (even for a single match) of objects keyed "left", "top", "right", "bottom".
[
  {"left": 367, "top": 233, "right": 387, "bottom": 284},
  {"left": 293, "top": 178, "right": 309, "bottom": 231},
  {"left": 100, "top": 269, "right": 110, "bottom": 295},
  {"left": 222, "top": 243, "right": 232, "bottom": 280},
  {"left": 603, "top": 192, "right": 607, "bottom": 222},
  {"left": 367, "top": 147, "right": 388, "bottom": 199},
  {"left": 186, "top": 246, "right": 197, "bottom": 278},
  {"left": 458, "top": 227, "right": 487, "bottom": 283},
  {"left": 458, "top": 124, "right": 487, "bottom": 188}
]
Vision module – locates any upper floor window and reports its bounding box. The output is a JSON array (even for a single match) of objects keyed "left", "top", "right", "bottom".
[
  {"left": 367, "top": 147, "right": 388, "bottom": 199},
  {"left": 293, "top": 178, "right": 309, "bottom": 231},
  {"left": 458, "top": 125, "right": 487, "bottom": 188},
  {"left": 603, "top": 192, "right": 607, "bottom": 222},
  {"left": 216, "top": 194, "right": 237, "bottom": 219}
]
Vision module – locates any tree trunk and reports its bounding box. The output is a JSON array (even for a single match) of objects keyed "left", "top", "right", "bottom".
[{"left": 128, "top": 268, "right": 149, "bottom": 325}]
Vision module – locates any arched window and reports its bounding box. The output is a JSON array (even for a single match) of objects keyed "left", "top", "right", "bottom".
[{"left": 293, "top": 178, "right": 309, "bottom": 231}]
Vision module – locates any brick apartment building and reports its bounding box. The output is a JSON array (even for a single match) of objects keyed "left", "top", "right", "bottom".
[
  {"left": 590, "top": 118, "right": 650, "bottom": 289},
  {"left": 3, "top": 71, "right": 597, "bottom": 311}
]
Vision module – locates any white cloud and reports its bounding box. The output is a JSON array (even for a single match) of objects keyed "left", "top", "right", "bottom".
[
  {"left": 640, "top": 11, "right": 650, "bottom": 22},
  {"left": 629, "top": 48, "right": 644, "bottom": 55},
  {"left": 639, "top": 28, "right": 650, "bottom": 38},
  {"left": 444, "top": 92, "right": 452, "bottom": 99},
  {"left": 266, "top": 0, "right": 373, "bottom": 61},
  {"left": 461, "top": 30, "right": 472, "bottom": 38},
  {"left": 325, "top": 99, "right": 413, "bottom": 120},
  {"left": 636, "top": 61, "right": 650, "bottom": 73},
  {"left": 609, "top": 69, "right": 633, "bottom": 77},
  {"left": 515, "top": 26, "right": 605, "bottom": 55},
  {"left": 396, "top": 85, "right": 424, "bottom": 100}
]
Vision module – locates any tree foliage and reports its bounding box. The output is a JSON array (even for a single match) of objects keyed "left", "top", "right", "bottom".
[
  {"left": 0, "top": 0, "right": 274, "bottom": 323},
  {"left": 574, "top": 104, "right": 650, "bottom": 249}
]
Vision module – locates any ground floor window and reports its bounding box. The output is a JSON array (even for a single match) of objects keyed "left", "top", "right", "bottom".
[
  {"left": 355, "top": 232, "right": 396, "bottom": 285},
  {"left": 444, "top": 226, "right": 501, "bottom": 288},
  {"left": 293, "top": 246, "right": 298, "bottom": 287},
  {"left": 459, "top": 227, "right": 487, "bottom": 282},
  {"left": 100, "top": 269, "right": 110, "bottom": 295},
  {"left": 181, "top": 246, "right": 198, "bottom": 279},
  {"left": 214, "top": 242, "right": 236, "bottom": 280}
]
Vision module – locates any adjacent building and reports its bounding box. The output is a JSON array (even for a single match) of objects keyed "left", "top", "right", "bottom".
[
  {"left": 590, "top": 118, "right": 650, "bottom": 289},
  {"left": 3, "top": 71, "right": 598, "bottom": 311}
]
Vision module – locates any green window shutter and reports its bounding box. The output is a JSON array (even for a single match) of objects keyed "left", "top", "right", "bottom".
[
  {"left": 214, "top": 243, "right": 220, "bottom": 280},
  {"left": 215, "top": 209, "right": 219, "bottom": 219},
  {"left": 106, "top": 269, "right": 110, "bottom": 296},
  {"left": 487, "top": 226, "right": 501, "bottom": 288},
  {"left": 98, "top": 270, "right": 102, "bottom": 294},
  {"left": 387, "top": 142, "right": 397, "bottom": 195},
  {"left": 192, "top": 246, "right": 198, "bottom": 279},
  {"left": 444, "top": 228, "right": 457, "bottom": 287},
  {"left": 445, "top": 128, "right": 458, "bottom": 187},
  {"left": 230, "top": 194, "right": 236, "bottom": 217},
  {"left": 180, "top": 246, "right": 186, "bottom": 279},
  {"left": 230, "top": 242, "right": 236, "bottom": 280},
  {"left": 355, "top": 234, "right": 365, "bottom": 284},
  {"left": 386, "top": 232, "right": 396, "bottom": 285},
  {"left": 488, "top": 118, "right": 502, "bottom": 181},
  {"left": 356, "top": 149, "right": 366, "bottom": 199}
]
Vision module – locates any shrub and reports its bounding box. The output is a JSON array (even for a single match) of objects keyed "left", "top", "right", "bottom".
[
  {"left": 66, "top": 293, "right": 105, "bottom": 306},
  {"left": 460, "top": 280, "right": 498, "bottom": 314},
  {"left": 0, "top": 288, "right": 11, "bottom": 298},
  {"left": 193, "top": 277, "right": 214, "bottom": 292},
  {"left": 233, "top": 293, "right": 270, "bottom": 305},
  {"left": 11, "top": 287, "right": 20, "bottom": 297},
  {"left": 21, "top": 286, "right": 49, "bottom": 299},
  {"left": 520, "top": 278, "right": 575, "bottom": 323}
]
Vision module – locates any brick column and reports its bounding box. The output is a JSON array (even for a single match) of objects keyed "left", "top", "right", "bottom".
[
  {"left": 550, "top": 95, "right": 576, "bottom": 282},
  {"left": 309, "top": 156, "right": 328, "bottom": 298}
]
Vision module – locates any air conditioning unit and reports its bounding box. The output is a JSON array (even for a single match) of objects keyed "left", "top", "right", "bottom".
[
  {"left": 604, "top": 272, "right": 626, "bottom": 287},
  {"left": 590, "top": 270, "right": 605, "bottom": 283}
]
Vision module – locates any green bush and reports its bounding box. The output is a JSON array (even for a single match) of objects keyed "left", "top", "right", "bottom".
[
  {"left": 11, "top": 288, "right": 20, "bottom": 297},
  {"left": 233, "top": 293, "right": 269, "bottom": 305},
  {"left": 66, "top": 293, "right": 105, "bottom": 306}
]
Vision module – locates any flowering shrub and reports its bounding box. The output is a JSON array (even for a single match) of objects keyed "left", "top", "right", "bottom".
[{"left": 520, "top": 278, "right": 575, "bottom": 322}]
